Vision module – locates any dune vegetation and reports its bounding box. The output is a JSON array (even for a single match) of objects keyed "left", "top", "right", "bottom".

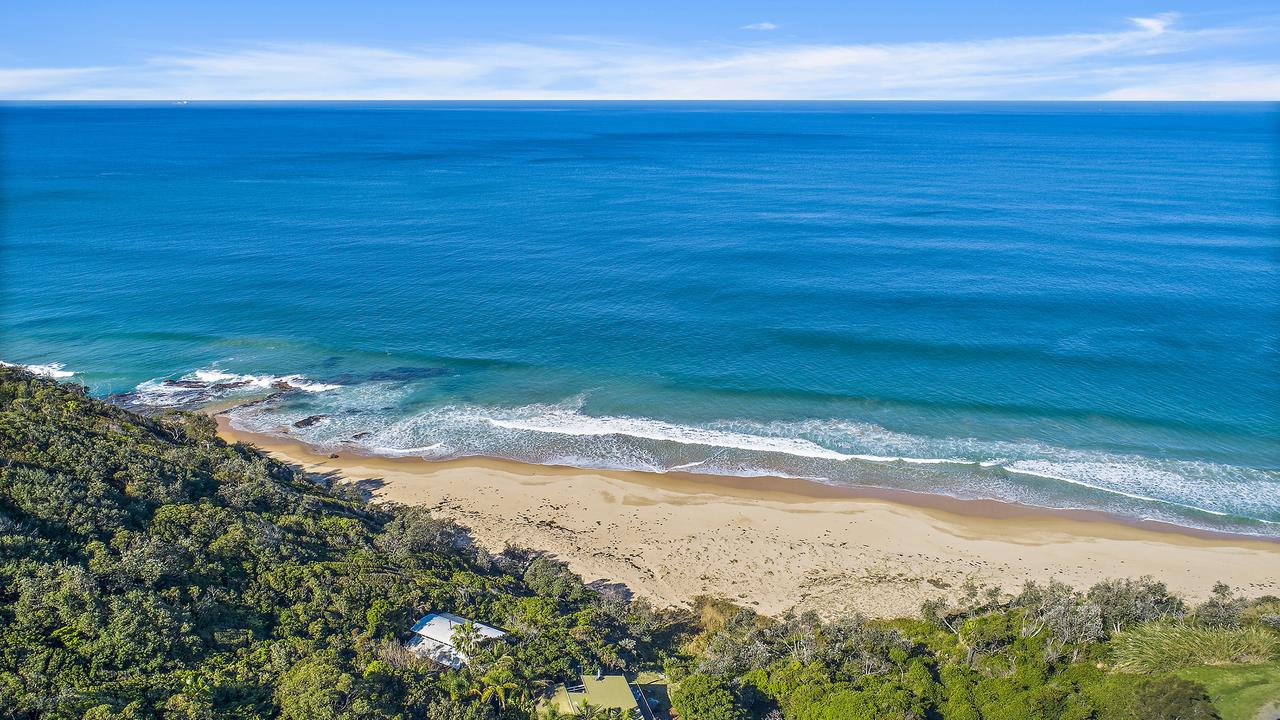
[{"left": 1111, "top": 623, "right": 1278, "bottom": 674}]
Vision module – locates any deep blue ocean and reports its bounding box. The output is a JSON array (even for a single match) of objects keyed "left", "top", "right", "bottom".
[{"left": 3, "top": 102, "right": 1277, "bottom": 535}]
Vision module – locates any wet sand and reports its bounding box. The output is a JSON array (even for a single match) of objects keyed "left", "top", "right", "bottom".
[{"left": 217, "top": 416, "right": 1280, "bottom": 618}]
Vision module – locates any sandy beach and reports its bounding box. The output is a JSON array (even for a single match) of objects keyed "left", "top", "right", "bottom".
[{"left": 217, "top": 417, "right": 1279, "bottom": 618}]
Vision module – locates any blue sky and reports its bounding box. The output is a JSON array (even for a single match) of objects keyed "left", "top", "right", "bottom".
[{"left": 3, "top": 1, "right": 1278, "bottom": 99}]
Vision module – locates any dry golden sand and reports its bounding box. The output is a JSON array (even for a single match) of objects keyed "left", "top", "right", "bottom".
[{"left": 217, "top": 417, "right": 1279, "bottom": 618}]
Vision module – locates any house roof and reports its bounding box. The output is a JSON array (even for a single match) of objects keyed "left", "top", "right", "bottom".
[
  {"left": 410, "top": 612, "right": 506, "bottom": 645},
  {"left": 550, "top": 674, "right": 641, "bottom": 715},
  {"left": 406, "top": 635, "right": 467, "bottom": 669},
  {"left": 580, "top": 675, "right": 640, "bottom": 711},
  {"left": 406, "top": 613, "right": 506, "bottom": 668}
]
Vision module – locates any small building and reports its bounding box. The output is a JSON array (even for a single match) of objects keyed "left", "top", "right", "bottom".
[
  {"left": 549, "top": 673, "right": 647, "bottom": 718},
  {"left": 406, "top": 612, "right": 506, "bottom": 668}
]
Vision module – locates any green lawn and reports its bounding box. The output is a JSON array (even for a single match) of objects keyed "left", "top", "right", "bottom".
[{"left": 1178, "top": 662, "right": 1280, "bottom": 720}]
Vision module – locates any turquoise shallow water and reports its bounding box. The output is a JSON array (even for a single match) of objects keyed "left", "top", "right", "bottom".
[{"left": 2, "top": 101, "right": 1277, "bottom": 534}]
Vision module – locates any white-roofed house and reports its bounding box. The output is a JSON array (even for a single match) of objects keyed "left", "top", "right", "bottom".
[{"left": 405, "top": 612, "right": 507, "bottom": 668}]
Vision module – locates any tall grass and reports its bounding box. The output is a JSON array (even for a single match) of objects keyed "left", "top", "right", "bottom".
[{"left": 1112, "top": 623, "right": 1279, "bottom": 673}]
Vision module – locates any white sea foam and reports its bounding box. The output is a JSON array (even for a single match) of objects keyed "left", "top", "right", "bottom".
[
  {"left": 0, "top": 360, "right": 76, "bottom": 378},
  {"left": 667, "top": 460, "right": 707, "bottom": 471},
  {"left": 367, "top": 443, "right": 446, "bottom": 457},
  {"left": 129, "top": 379, "right": 204, "bottom": 407},
  {"left": 191, "top": 370, "right": 240, "bottom": 383},
  {"left": 1003, "top": 461, "right": 1247, "bottom": 519},
  {"left": 191, "top": 369, "right": 341, "bottom": 392},
  {"left": 485, "top": 407, "right": 858, "bottom": 461},
  {"left": 124, "top": 367, "right": 342, "bottom": 408},
  {"left": 847, "top": 453, "right": 959, "bottom": 465}
]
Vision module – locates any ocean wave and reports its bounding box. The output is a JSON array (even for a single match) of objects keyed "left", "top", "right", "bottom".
[
  {"left": 1002, "top": 464, "right": 1222, "bottom": 514},
  {"left": 1, "top": 360, "right": 76, "bottom": 378},
  {"left": 847, "top": 454, "right": 958, "bottom": 465},
  {"left": 1001, "top": 462, "right": 1263, "bottom": 520},
  {"left": 221, "top": 394, "right": 1280, "bottom": 533},
  {"left": 667, "top": 460, "right": 707, "bottom": 471},
  {"left": 485, "top": 406, "right": 859, "bottom": 461},
  {"left": 116, "top": 367, "right": 341, "bottom": 410},
  {"left": 190, "top": 370, "right": 342, "bottom": 393},
  {"left": 366, "top": 443, "right": 447, "bottom": 457}
]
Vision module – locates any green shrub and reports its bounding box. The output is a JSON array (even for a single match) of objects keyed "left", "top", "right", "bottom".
[
  {"left": 670, "top": 674, "right": 746, "bottom": 720},
  {"left": 1131, "top": 676, "right": 1220, "bottom": 720}
]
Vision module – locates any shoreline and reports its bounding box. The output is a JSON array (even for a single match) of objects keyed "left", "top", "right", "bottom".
[
  {"left": 211, "top": 411, "right": 1275, "bottom": 544},
  {"left": 216, "top": 416, "right": 1280, "bottom": 617}
]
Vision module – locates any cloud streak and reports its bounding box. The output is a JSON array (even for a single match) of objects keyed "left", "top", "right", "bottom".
[
  {"left": 3, "top": 14, "right": 1276, "bottom": 100},
  {"left": 741, "top": 22, "right": 779, "bottom": 31}
]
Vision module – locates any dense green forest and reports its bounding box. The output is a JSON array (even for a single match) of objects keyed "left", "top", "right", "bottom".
[{"left": 1, "top": 366, "right": 1276, "bottom": 719}]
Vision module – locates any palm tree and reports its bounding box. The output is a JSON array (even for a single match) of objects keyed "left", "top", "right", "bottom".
[
  {"left": 468, "top": 655, "right": 521, "bottom": 710},
  {"left": 538, "top": 698, "right": 627, "bottom": 720},
  {"left": 569, "top": 703, "right": 624, "bottom": 719},
  {"left": 451, "top": 620, "right": 483, "bottom": 661},
  {"left": 439, "top": 670, "right": 472, "bottom": 703},
  {"left": 510, "top": 676, "right": 549, "bottom": 714}
]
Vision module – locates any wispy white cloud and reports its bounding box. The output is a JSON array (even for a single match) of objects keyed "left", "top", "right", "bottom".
[
  {"left": 0, "top": 67, "right": 110, "bottom": 95},
  {"left": 2, "top": 13, "right": 1276, "bottom": 100},
  {"left": 741, "top": 22, "right": 779, "bottom": 31},
  {"left": 1128, "top": 12, "right": 1179, "bottom": 34},
  {"left": 1097, "top": 63, "right": 1280, "bottom": 100}
]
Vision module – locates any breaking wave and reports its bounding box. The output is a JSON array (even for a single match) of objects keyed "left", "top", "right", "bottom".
[
  {"left": 204, "top": 388, "right": 1280, "bottom": 536},
  {"left": 190, "top": 370, "right": 342, "bottom": 393},
  {"left": 114, "top": 368, "right": 341, "bottom": 410},
  {"left": 1, "top": 360, "right": 76, "bottom": 379}
]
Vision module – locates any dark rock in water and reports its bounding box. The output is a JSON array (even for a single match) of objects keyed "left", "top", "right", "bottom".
[
  {"left": 109, "top": 388, "right": 213, "bottom": 413},
  {"left": 271, "top": 380, "right": 294, "bottom": 390},
  {"left": 106, "top": 375, "right": 285, "bottom": 416},
  {"left": 293, "top": 414, "right": 330, "bottom": 428},
  {"left": 352, "top": 431, "right": 372, "bottom": 439},
  {"left": 107, "top": 392, "right": 149, "bottom": 411}
]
